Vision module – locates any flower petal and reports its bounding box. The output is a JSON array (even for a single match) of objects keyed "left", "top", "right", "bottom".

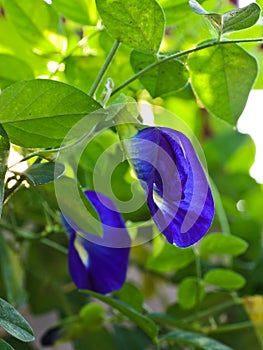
[
  {"left": 63, "top": 191, "right": 130, "bottom": 294},
  {"left": 126, "top": 127, "right": 214, "bottom": 247}
]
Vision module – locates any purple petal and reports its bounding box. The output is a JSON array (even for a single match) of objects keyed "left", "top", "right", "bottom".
[
  {"left": 126, "top": 127, "right": 214, "bottom": 247},
  {"left": 63, "top": 191, "right": 130, "bottom": 294}
]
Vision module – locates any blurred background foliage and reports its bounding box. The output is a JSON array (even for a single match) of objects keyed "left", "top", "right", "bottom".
[{"left": 0, "top": 0, "right": 263, "bottom": 349}]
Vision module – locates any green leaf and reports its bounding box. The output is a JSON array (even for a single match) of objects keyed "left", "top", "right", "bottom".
[
  {"left": 81, "top": 290, "right": 159, "bottom": 340},
  {"left": 178, "top": 277, "right": 205, "bottom": 310},
  {"left": 0, "top": 79, "right": 100, "bottom": 148},
  {"left": 146, "top": 235, "right": 195, "bottom": 273},
  {"left": 0, "top": 234, "right": 27, "bottom": 307},
  {"left": 3, "top": 0, "right": 64, "bottom": 52},
  {"left": 189, "top": 1, "right": 261, "bottom": 35},
  {"left": 161, "top": 330, "right": 233, "bottom": 350},
  {"left": 199, "top": 233, "right": 248, "bottom": 257},
  {"left": 0, "top": 54, "right": 34, "bottom": 89},
  {"left": 113, "top": 325, "right": 151, "bottom": 350},
  {"left": 115, "top": 282, "right": 143, "bottom": 312},
  {"left": 64, "top": 56, "right": 104, "bottom": 94},
  {"left": 23, "top": 162, "right": 65, "bottom": 185},
  {"left": 189, "top": 0, "right": 222, "bottom": 34},
  {"left": 95, "top": 0, "right": 165, "bottom": 54},
  {"left": 0, "top": 125, "right": 10, "bottom": 218},
  {"left": 222, "top": 3, "right": 261, "bottom": 34},
  {"left": 204, "top": 269, "right": 246, "bottom": 290},
  {"left": 130, "top": 50, "right": 189, "bottom": 97},
  {"left": 79, "top": 303, "right": 105, "bottom": 330},
  {"left": 188, "top": 43, "right": 258, "bottom": 125},
  {"left": 0, "top": 297, "right": 35, "bottom": 342},
  {"left": 0, "top": 339, "right": 14, "bottom": 350},
  {"left": 52, "top": 0, "right": 98, "bottom": 25}
]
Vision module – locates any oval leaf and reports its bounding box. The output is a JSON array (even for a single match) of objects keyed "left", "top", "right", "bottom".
[
  {"left": 188, "top": 43, "right": 258, "bottom": 125},
  {"left": 0, "top": 233, "right": 26, "bottom": 307},
  {"left": 81, "top": 290, "right": 159, "bottom": 340},
  {"left": 0, "top": 298, "right": 35, "bottom": 342},
  {"left": 23, "top": 162, "right": 65, "bottom": 185},
  {"left": 0, "top": 79, "right": 100, "bottom": 148},
  {"left": 0, "top": 54, "right": 34, "bottom": 89},
  {"left": 204, "top": 269, "right": 246, "bottom": 290},
  {"left": 162, "top": 330, "right": 233, "bottom": 350},
  {"left": 3, "top": 0, "right": 63, "bottom": 51},
  {"left": 52, "top": 0, "right": 98, "bottom": 25},
  {"left": 96, "top": 0, "right": 165, "bottom": 54},
  {"left": 0, "top": 339, "right": 15, "bottom": 350},
  {"left": 115, "top": 282, "right": 143, "bottom": 312},
  {"left": 222, "top": 3, "right": 261, "bottom": 34},
  {"left": 199, "top": 233, "right": 248, "bottom": 257},
  {"left": 130, "top": 50, "right": 189, "bottom": 97},
  {"left": 178, "top": 277, "right": 205, "bottom": 310}
]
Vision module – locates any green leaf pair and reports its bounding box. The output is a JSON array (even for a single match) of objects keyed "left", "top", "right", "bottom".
[
  {"left": 199, "top": 233, "right": 247, "bottom": 290},
  {"left": 189, "top": 0, "right": 261, "bottom": 36}
]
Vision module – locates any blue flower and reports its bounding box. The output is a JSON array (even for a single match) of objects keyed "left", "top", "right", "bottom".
[
  {"left": 126, "top": 127, "right": 214, "bottom": 247},
  {"left": 62, "top": 191, "right": 130, "bottom": 294}
]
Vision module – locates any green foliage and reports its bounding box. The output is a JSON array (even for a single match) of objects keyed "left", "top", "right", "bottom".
[
  {"left": 81, "top": 290, "right": 159, "bottom": 339},
  {"left": 95, "top": 0, "right": 165, "bottom": 53},
  {"left": 130, "top": 50, "right": 189, "bottom": 97},
  {"left": 52, "top": 0, "right": 98, "bottom": 25},
  {"left": 178, "top": 277, "right": 205, "bottom": 309},
  {"left": 2, "top": 0, "right": 64, "bottom": 52},
  {"left": 0, "top": 0, "right": 262, "bottom": 349},
  {"left": 161, "top": 330, "right": 233, "bottom": 349},
  {"left": 146, "top": 234, "right": 195, "bottom": 272},
  {"left": 189, "top": 1, "right": 261, "bottom": 36},
  {"left": 0, "top": 80, "right": 100, "bottom": 147},
  {"left": 0, "top": 234, "right": 26, "bottom": 306},
  {"left": 0, "top": 54, "right": 34, "bottom": 89},
  {"left": 199, "top": 233, "right": 248, "bottom": 257},
  {"left": 79, "top": 303, "right": 105, "bottom": 330},
  {"left": 204, "top": 269, "right": 246, "bottom": 290},
  {"left": 0, "top": 339, "right": 15, "bottom": 350},
  {"left": 0, "top": 126, "right": 9, "bottom": 217},
  {"left": 188, "top": 43, "right": 258, "bottom": 124},
  {"left": 0, "top": 298, "right": 34, "bottom": 342},
  {"left": 23, "top": 162, "right": 65, "bottom": 185}
]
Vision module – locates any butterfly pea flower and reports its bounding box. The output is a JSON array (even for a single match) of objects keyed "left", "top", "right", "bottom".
[
  {"left": 62, "top": 191, "right": 130, "bottom": 294},
  {"left": 126, "top": 127, "right": 214, "bottom": 248}
]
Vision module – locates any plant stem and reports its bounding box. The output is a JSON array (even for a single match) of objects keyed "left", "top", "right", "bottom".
[
  {"left": 40, "top": 238, "right": 68, "bottom": 255},
  {"left": 111, "top": 37, "right": 263, "bottom": 96},
  {"left": 4, "top": 175, "right": 25, "bottom": 204},
  {"left": 181, "top": 297, "right": 242, "bottom": 323},
  {"left": 205, "top": 321, "right": 253, "bottom": 334},
  {"left": 209, "top": 176, "right": 231, "bottom": 235},
  {"left": 8, "top": 127, "right": 97, "bottom": 168},
  {"left": 89, "top": 40, "right": 121, "bottom": 98},
  {"left": 194, "top": 248, "right": 202, "bottom": 319}
]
